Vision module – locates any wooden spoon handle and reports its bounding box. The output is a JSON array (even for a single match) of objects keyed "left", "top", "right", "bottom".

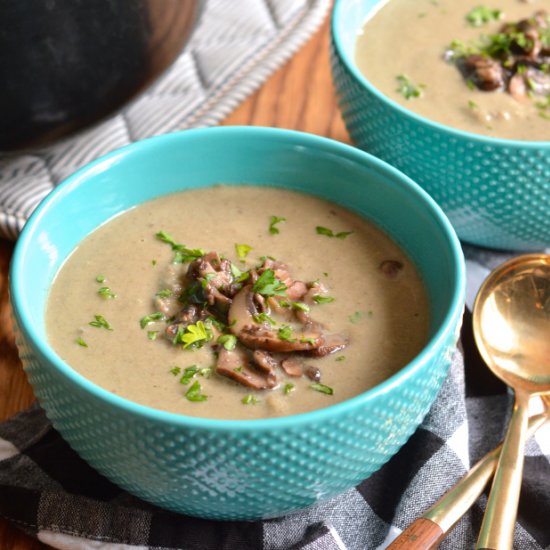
[{"left": 386, "top": 518, "right": 444, "bottom": 549}]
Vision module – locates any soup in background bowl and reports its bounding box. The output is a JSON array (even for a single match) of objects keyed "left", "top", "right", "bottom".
[
  {"left": 10, "top": 127, "right": 465, "bottom": 520},
  {"left": 331, "top": 0, "right": 550, "bottom": 251}
]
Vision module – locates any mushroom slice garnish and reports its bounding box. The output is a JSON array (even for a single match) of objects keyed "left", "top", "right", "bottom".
[
  {"left": 307, "top": 333, "right": 349, "bottom": 358},
  {"left": 280, "top": 356, "right": 304, "bottom": 377},
  {"left": 216, "top": 346, "right": 276, "bottom": 389},
  {"left": 238, "top": 324, "right": 323, "bottom": 353}
]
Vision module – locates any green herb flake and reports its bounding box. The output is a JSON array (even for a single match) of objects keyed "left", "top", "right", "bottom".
[
  {"left": 278, "top": 325, "right": 296, "bottom": 342},
  {"left": 252, "top": 269, "right": 287, "bottom": 297},
  {"left": 234, "top": 366, "right": 244, "bottom": 373},
  {"left": 396, "top": 74, "right": 424, "bottom": 100},
  {"left": 199, "top": 367, "right": 213, "bottom": 378},
  {"left": 349, "top": 310, "right": 373, "bottom": 324},
  {"left": 466, "top": 6, "right": 502, "bottom": 27},
  {"left": 313, "top": 295, "right": 335, "bottom": 304},
  {"left": 217, "top": 333, "right": 237, "bottom": 351},
  {"left": 147, "top": 331, "right": 159, "bottom": 341},
  {"left": 140, "top": 312, "right": 166, "bottom": 329},
  {"left": 175, "top": 320, "right": 213, "bottom": 349},
  {"left": 291, "top": 302, "right": 310, "bottom": 313},
  {"left": 185, "top": 380, "right": 208, "bottom": 402},
  {"left": 156, "top": 230, "right": 205, "bottom": 263},
  {"left": 151, "top": 259, "right": 157, "bottom": 266},
  {"left": 76, "top": 336, "right": 88, "bottom": 348},
  {"left": 468, "top": 100, "right": 478, "bottom": 110},
  {"left": 156, "top": 289, "right": 173, "bottom": 298},
  {"left": 169, "top": 366, "right": 181, "bottom": 376},
  {"left": 95, "top": 275, "right": 106, "bottom": 283},
  {"left": 252, "top": 312, "right": 277, "bottom": 325},
  {"left": 268, "top": 215, "right": 286, "bottom": 235},
  {"left": 283, "top": 383, "right": 295, "bottom": 395},
  {"left": 300, "top": 337, "right": 316, "bottom": 345},
  {"left": 89, "top": 314, "right": 113, "bottom": 330},
  {"left": 242, "top": 394, "right": 258, "bottom": 405},
  {"left": 310, "top": 383, "right": 334, "bottom": 395},
  {"left": 180, "top": 365, "right": 199, "bottom": 385},
  {"left": 97, "top": 287, "right": 116, "bottom": 299},
  {"left": 315, "top": 226, "right": 353, "bottom": 239},
  {"left": 235, "top": 243, "right": 253, "bottom": 259},
  {"left": 335, "top": 355, "right": 346, "bottom": 362}
]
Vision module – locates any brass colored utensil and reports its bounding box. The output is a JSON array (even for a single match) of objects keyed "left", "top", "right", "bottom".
[
  {"left": 472, "top": 254, "right": 550, "bottom": 550},
  {"left": 386, "top": 397, "right": 549, "bottom": 549}
]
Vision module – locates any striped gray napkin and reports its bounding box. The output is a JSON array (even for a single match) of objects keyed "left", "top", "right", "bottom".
[{"left": 0, "top": 0, "right": 331, "bottom": 240}]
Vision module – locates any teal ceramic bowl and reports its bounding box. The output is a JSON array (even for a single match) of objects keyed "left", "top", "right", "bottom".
[
  {"left": 331, "top": 0, "right": 550, "bottom": 251},
  {"left": 10, "top": 127, "right": 465, "bottom": 520}
]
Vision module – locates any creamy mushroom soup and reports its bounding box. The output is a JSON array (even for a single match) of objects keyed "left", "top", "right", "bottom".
[
  {"left": 46, "top": 186, "right": 429, "bottom": 420},
  {"left": 355, "top": 0, "right": 550, "bottom": 140}
]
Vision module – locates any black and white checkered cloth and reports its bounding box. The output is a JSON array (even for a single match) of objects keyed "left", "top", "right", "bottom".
[{"left": 1, "top": 247, "right": 549, "bottom": 549}]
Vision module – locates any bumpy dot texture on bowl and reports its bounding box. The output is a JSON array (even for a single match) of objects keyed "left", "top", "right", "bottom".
[
  {"left": 16, "top": 320, "right": 458, "bottom": 520},
  {"left": 330, "top": 41, "right": 550, "bottom": 251}
]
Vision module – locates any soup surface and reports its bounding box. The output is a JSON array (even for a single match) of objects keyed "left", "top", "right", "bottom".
[
  {"left": 46, "top": 186, "right": 429, "bottom": 420},
  {"left": 355, "top": 0, "right": 549, "bottom": 140}
]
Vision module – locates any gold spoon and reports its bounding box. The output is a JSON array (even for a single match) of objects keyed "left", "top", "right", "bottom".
[
  {"left": 473, "top": 254, "right": 550, "bottom": 550},
  {"left": 385, "top": 397, "right": 549, "bottom": 549}
]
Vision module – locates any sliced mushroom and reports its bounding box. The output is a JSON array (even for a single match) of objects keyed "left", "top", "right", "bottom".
[
  {"left": 305, "top": 365, "right": 322, "bottom": 382},
  {"left": 280, "top": 357, "right": 304, "bottom": 377},
  {"left": 238, "top": 324, "right": 323, "bottom": 353},
  {"left": 461, "top": 55, "right": 507, "bottom": 91},
  {"left": 379, "top": 260, "right": 404, "bottom": 278},
  {"left": 216, "top": 346, "right": 276, "bottom": 389},
  {"left": 307, "top": 333, "right": 349, "bottom": 358}
]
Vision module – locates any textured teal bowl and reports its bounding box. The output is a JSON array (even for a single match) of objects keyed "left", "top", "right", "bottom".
[
  {"left": 331, "top": 0, "right": 550, "bottom": 251},
  {"left": 10, "top": 127, "right": 465, "bottom": 520}
]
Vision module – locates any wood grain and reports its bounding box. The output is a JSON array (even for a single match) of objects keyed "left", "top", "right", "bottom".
[{"left": 0, "top": 17, "right": 349, "bottom": 548}]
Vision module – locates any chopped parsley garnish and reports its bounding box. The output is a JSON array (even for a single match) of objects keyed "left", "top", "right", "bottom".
[
  {"left": 156, "top": 289, "right": 173, "bottom": 298},
  {"left": 155, "top": 230, "right": 205, "bottom": 263},
  {"left": 95, "top": 275, "right": 105, "bottom": 283},
  {"left": 300, "top": 337, "right": 316, "bottom": 345},
  {"left": 252, "top": 269, "right": 287, "bottom": 297},
  {"left": 291, "top": 302, "right": 310, "bottom": 313},
  {"left": 180, "top": 365, "right": 199, "bottom": 384},
  {"left": 313, "top": 295, "right": 335, "bottom": 304},
  {"left": 468, "top": 100, "right": 478, "bottom": 110},
  {"left": 349, "top": 310, "right": 373, "bottom": 324},
  {"left": 217, "top": 334, "right": 237, "bottom": 351},
  {"left": 310, "top": 383, "right": 334, "bottom": 395},
  {"left": 335, "top": 355, "right": 346, "bottom": 362},
  {"left": 252, "top": 312, "right": 276, "bottom": 325},
  {"left": 185, "top": 380, "right": 208, "bottom": 402},
  {"left": 89, "top": 315, "right": 113, "bottom": 330},
  {"left": 97, "top": 287, "right": 116, "bottom": 299},
  {"left": 242, "top": 394, "right": 258, "bottom": 405},
  {"left": 174, "top": 320, "right": 213, "bottom": 349},
  {"left": 76, "top": 336, "right": 88, "bottom": 348},
  {"left": 139, "top": 312, "right": 166, "bottom": 329},
  {"left": 315, "top": 226, "right": 353, "bottom": 239},
  {"left": 466, "top": 6, "right": 502, "bottom": 27},
  {"left": 147, "top": 331, "right": 159, "bottom": 341},
  {"left": 169, "top": 366, "right": 182, "bottom": 376},
  {"left": 199, "top": 367, "right": 213, "bottom": 378},
  {"left": 269, "top": 215, "right": 286, "bottom": 235},
  {"left": 230, "top": 263, "right": 250, "bottom": 282},
  {"left": 283, "top": 383, "right": 295, "bottom": 395},
  {"left": 278, "top": 325, "right": 296, "bottom": 342},
  {"left": 151, "top": 259, "right": 157, "bottom": 266},
  {"left": 396, "top": 74, "right": 424, "bottom": 100},
  {"left": 235, "top": 243, "right": 253, "bottom": 259},
  {"left": 233, "top": 366, "right": 243, "bottom": 373}
]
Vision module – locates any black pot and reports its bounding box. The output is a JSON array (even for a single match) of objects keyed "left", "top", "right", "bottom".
[{"left": 0, "top": 0, "right": 202, "bottom": 151}]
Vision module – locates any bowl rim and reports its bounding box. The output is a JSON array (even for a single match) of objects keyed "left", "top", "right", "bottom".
[
  {"left": 331, "top": 0, "right": 550, "bottom": 148},
  {"left": 10, "top": 126, "right": 466, "bottom": 432}
]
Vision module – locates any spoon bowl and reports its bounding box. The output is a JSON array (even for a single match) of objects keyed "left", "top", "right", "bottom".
[{"left": 473, "top": 253, "right": 550, "bottom": 550}]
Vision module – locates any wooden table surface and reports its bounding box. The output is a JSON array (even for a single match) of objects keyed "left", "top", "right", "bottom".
[{"left": 0, "top": 17, "right": 349, "bottom": 549}]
